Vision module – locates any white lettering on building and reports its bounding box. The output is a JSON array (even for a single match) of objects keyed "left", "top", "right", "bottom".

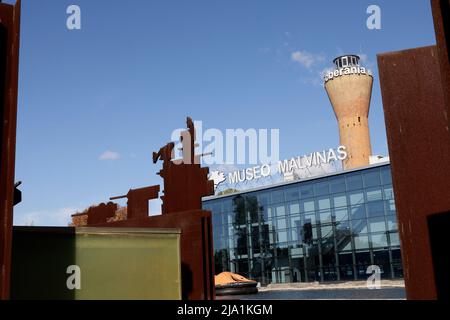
[{"left": 225, "top": 146, "right": 348, "bottom": 185}]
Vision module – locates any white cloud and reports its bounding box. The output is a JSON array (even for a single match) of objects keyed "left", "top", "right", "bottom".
[
  {"left": 291, "top": 50, "right": 325, "bottom": 69},
  {"left": 358, "top": 53, "right": 375, "bottom": 70},
  {"left": 299, "top": 67, "right": 334, "bottom": 87},
  {"left": 14, "top": 207, "right": 79, "bottom": 226},
  {"left": 99, "top": 150, "right": 120, "bottom": 160},
  {"left": 359, "top": 53, "right": 368, "bottom": 63}
]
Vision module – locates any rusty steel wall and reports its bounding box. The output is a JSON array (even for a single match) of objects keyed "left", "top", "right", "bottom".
[
  {"left": 377, "top": 0, "right": 450, "bottom": 300},
  {"left": 0, "top": 0, "right": 20, "bottom": 300},
  {"left": 378, "top": 45, "right": 450, "bottom": 299}
]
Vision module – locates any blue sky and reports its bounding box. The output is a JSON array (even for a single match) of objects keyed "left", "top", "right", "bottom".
[{"left": 12, "top": 0, "right": 436, "bottom": 226}]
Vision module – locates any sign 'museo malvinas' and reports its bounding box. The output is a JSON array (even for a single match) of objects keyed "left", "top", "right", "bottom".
[{"left": 211, "top": 146, "right": 348, "bottom": 188}]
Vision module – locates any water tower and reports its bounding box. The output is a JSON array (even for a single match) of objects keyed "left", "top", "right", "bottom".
[{"left": 324, "top": 55, "right": 373, "bottom": 170}]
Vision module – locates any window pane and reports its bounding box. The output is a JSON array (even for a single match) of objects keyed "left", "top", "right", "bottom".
[
  {"left": 319, "top": 210, "right": 332, "bottom": 223},
  {"left": 317, "top": 197, "right": 331, "bottom": 210},
  {"left": 321, "top": 225, "right": 333, "bottom": 238},
  {"left": 363, "top": 170, "right": 381, "bottom": 187},
  {"left": 354, "top": 235, "right": 370, "bottom": 250},
  {"left": 312, "top": 226, "right": 318, "bottom": 239},
  {"left": 335, "top": 220, "right": 350, "bottom": 234},
  {"left": 300, "top": 184, "right": 314, "bottom": 198},
  {"left": 302, "top": 199, "right": 315, "bottom": 212},
  {"left": 383, "top": 186, "right": 394, "bottom": 200},
  {"left": 277, "top": 230, "right": 288, "bottom": 243},
  {"left": 314, "top": 181, "right": 329, "bottom": 196},
  {"left": 369, "top": 216, "right": 386, "bottom": 233},
  {"left": 285, "top": 186, "right": 299, "bottom": 201},
  {"left": 351, "top": 219, "right": 368, "bottom": 234},
  {"left": 386, "top": 200, "right": 396, "bottom": 215},
  {"left": 289, "top": 203, "right": 300, "bottom": 215},
  {"left": 366, "top": 187, "right": 383, "bottom": 202},
  {"left": 276, "top": 205, "right": 286, "bottom": 217},
  {"left": 211, "top": 202, "right": 222, "bottom": 213},
  {"left": 260, "top": 207, "right": 269, "bottom": 222},
  {"left": 269, "top": 232, "right": 276, "bottom": 244},
  {"left": 350, "top": 204, "right": 366, "bottom": 220},
  {"left": 346, "top": 174, "right": 363, "bottom": 191},
  {"left": 277, "top": 218, "right": 287, "bottom": 229},
  {"left": 349, "top": 191, "right": 364, "bottom": 205},
  {"left": 367, "top": 201, "right": 385, "bottom": 218},
  {"left": 371, "top": 234, "right": 388, "bottom": 248},
  {"left": 290, "top": 215, "right": 302, "bottom": 230},
  {"left": 291, "top": 229, "right": 300, "bottom": 242},
  {"left": 342, "top": 57, "right": 348, "bottom": 66},
  {"left": 223, "top": 199, "right": 233, "bottom": 212},
  {"left": 257, "top": 192, "right": 270, "bottom": 206},
  {"left": 335, "top": 207, "right": 348, "bottom": 222},
  {"left": 333, "top": 194, "right": 347, "bottom": 208},
  {"left": 304, "top": 214, "right": 316, "bottom": 225},
  {"left": 271, "top": 189, "right": 285, "bottom": 203},
  {"left": 340, "top": 239, "right": 352, "bottom": 252},
  {"left": 213, "top": 212, "right": 223, "bottom": 226},
  {"left": 329, "top": 177, "right": 346, "bottom": 193},
  {"left": 390, "top": 232, "right": 400, "bottom": 246},
  {"left": 380, "top": 167, "right": 392, "bottom": 185},
  {"left": 268, "top": 207, "right": 275, "bottom": 220},
  {"left": 386, "top": 215, "right": 397, "bottom": 231}
]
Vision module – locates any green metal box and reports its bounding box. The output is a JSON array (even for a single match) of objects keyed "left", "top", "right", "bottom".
[{"left": 11, "top": 227, "right": 181, "bottom": 300}]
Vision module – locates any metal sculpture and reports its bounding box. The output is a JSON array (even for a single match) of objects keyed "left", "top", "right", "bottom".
[
  {"left": 110, "top": 185, "right": 160, "bottom": 220},
  {"left": 71, "top": 117, "right": 216, "bottom": 300},
  {"left": 154, "top": 117, "right": 214, "bottom": 215}
]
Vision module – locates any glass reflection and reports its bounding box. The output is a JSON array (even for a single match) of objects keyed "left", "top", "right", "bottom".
[{"left": 205, "top": 165, "right": 402, "bottom": 284}]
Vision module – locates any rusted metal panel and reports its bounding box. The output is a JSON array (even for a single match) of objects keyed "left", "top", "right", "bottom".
[
  {"left": 153, "top": 117, "right": 214, "bottom": 215},
  {"left": 110, "top": 185, "right": 160, "bottom": 220},
  {"left": 86, "top": 202, "right": 118, "bottom": 225},
  {"left": 431, "top": 0, "right": 450, "bottom": 125},
  {"left": 0, "top": 0, "right": 20, "bottom": 300},
  {"left": 377, "top": 45, "right": 450, "bottom": 299},
  {"left": 93, "top": 210, "right": 215, "bottom": 300}
]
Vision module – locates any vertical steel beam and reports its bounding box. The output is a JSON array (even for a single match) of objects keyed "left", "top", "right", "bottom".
[{"left": 0, "top": 0, "right": 20, "bottom": 300}]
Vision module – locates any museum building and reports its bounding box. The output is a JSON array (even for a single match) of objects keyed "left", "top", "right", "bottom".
[{"left": 203, "top": 162, "right": 402, "bottom": 284}]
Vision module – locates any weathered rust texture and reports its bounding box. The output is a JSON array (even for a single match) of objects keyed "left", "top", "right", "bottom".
[
  {"left": 70, "top": 212, "right": 88, "bottom": 227},
  {"left": 431, "top": 0, "right": 450, "bottom": 125},
  {"left": 377, "top": 45, "right": 450, "bottom": 299},
  {"left": 154, "top": 117, "right": 214, "bottom": 215},
  {"left": 110, "top": 185, "right": 160, "bottom": 220},
  {"left": 377, "top": 0, "right": 450, "bottom": 300},
  {"left": 86, "top": 202, "right": 118, "bottom": 226},
  {"left": 0, "top": 0, "right": 20, "bottom": 300}
]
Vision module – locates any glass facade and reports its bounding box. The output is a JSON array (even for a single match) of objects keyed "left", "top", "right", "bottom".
[{"left": 203, "top": 164, "right": 403, "bottom": 285}]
